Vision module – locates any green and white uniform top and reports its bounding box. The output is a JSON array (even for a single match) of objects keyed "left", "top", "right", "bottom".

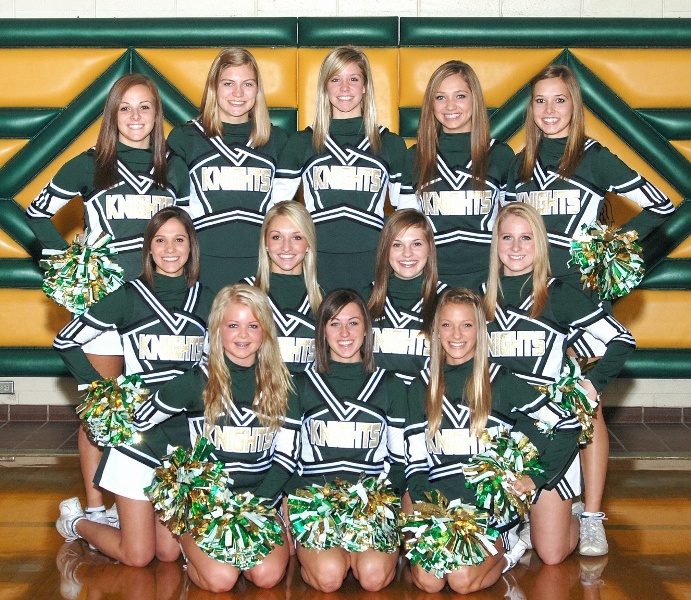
[
  {"left": 271, "top": 117, "right": 417, "bottom": 255},
  {"left": 243, "top": 273, "right": 317, "bottom": 373},
  {"left": 167, "top": 120, "right": 288, "bottom": 259},
  {"left": 504, "top": 137, "right": 675, "bottom": 278},
  {"left": 405, "top": 361, "right": 581, "bottom": 520},
  {"left": 54, "top": 273, "right": 213, "bottom": 391},
  {"left": 26, "top": 143, "right": 190, "bottom": 281},
  {"left": 484, "top": 273, "right": 635, "bottom": 391},
  {"left": 409, "top": 133, "right": 514, "bottom": 285},
  {"left": 362, "top": 274, "right": 447, "bottom": 385},
  {"left": 135, "top": 359, "right": 301, "bottom": 503}
]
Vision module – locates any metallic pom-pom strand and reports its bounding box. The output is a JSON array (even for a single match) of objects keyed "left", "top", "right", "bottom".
[
  {"left": 568, "top": 222, "right": 645, "bottom": 300},
  {"left": 76, "top": 374, "right": 150, "bottom": 447},
  {"left": 463, "top": 429, "right": 545, "bottom": 526},
  {"left": 403, "top": 491, "right": 499, "bottom": 578},
  {"left": 40, "top": 231, "right": 124, "bottom": 314},
  {"left": 146, "top": 437, "right": 228, "bottom": 535},
  {"left": 287, "top": 481, "right": 347, "bottom": 551}
]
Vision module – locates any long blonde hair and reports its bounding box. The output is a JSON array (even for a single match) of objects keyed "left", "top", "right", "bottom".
[
  {"left": 255, "top": 201, "right": 322, "bottom": 313},
  {"left": 199, "top": 47, "right": 271, "bottom": 146},
  {"left": 426, "top": 288, "right": 491, "bottom": 440},
  {"left": 203, "top": 284, "right": 292, "bottom": 431},
  {"left": 519, "top": 64, "right": 586, "bottom": 182},
  {"left": 484, "top": 203, "right": 551, "bottom": 321},
  {"left": 312, "top": 46, "right": 380, "bottom": 154}
]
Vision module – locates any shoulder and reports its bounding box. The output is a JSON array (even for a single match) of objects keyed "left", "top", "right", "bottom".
[
  {"left": 380, "top": 128, "right": 407, "bottom": 151},
  {"left": 490, "top": 140, "right": 516, "bottom": 161}
]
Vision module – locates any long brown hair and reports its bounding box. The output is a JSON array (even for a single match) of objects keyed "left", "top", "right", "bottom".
[
  {"left": 199, "top": 47, "right": 271, "bottom": 146},
  {"left": 203, "top": 284, "right": 292, "bottom": 431},
  {"left": 519, "top": 64, "right": 586, "bottom": 183},
  {"left": 415, "top": 61, "right": 490, "bottom": 195},
  {"left": 94, "top": 74, "right": 168, "bottom": 190},
  {"left": 484, "top": 203, "right": 551, "bottom": 321},
  {"left": 368, "top": 209, "right": 438, "bottom": 335},
  {"left": 426, "top": 288, "right": 491, "bottom": 440}
]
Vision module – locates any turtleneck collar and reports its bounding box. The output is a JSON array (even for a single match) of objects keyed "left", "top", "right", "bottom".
[{"left": 328, "top": 116, "right": 365, "bottom": 136}]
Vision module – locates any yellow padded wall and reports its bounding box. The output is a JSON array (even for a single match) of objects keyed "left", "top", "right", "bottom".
[
  {"left": 297, "top": 48, "right": 399, "bottom": 132},
  {"left": 615, "top": 291, "right": 691, "bottom": 348},
  {"left": 0, "top": 290, "right": 70, "bottom": 346}
]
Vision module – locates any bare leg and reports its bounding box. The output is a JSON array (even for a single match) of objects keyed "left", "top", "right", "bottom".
[
  {"left": 530, "top": 488, "right": 579, "bottom": 565},
  {"left": 296, "top": 545, "right": 351, "bottom": 593},
  {"left": 580, "top": 403, "right": 608, "bottom": 513},
  {"left": 350, "top": 548, "right": 399, "bottom": 592}
]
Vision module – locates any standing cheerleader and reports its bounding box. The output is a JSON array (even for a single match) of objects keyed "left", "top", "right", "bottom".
[
  {"left": 410, "top": 60, "right": 514, "bottom": 291},
  {"left": 365, "top": 208, "right": 446, "bottom": 384},
  {"left": 484, "top": 203, "right": 636, "bottom": 558},
  {"left": 504, "top": 64, "right": 675, "bottom": 283},
  {"left": 271, "top": 46, "right": 417, "bottom": 292},
  {"left": 167, "top": 47, "right": 288, "bottom": 290},
  {"left": 405, "top": 288, "right": 581, "bottom": 593},
  {"left": 244, "top": 201, "right": 322, "bottom": 373},
  {"left": 54, "top": 207, "right": 214, "bottom": 566},
  {"left": 134, "top": 284, "right": 295, "bottom": 592}
]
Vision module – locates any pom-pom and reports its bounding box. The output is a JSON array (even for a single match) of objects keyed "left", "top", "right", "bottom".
[
  {"left": 77, "top": 374, "right": 149, "bottom": 447},
  {"left": 146, "top": 437, "right": 228, "bottom": 535},
  {"left": 191, "top": 490, "right": 284, "bottom": 570},
  {"left": 568, "top": 222, "right": 645, "bottom": 300},
  {"left": 403, "top": 491, "right": 499, "bottom": 577},
  {"left": 535, "top": 357, "right": 598, "bottom": 443},
  {"left": 463, "top": 429, "right": 544, "bottom": 526},
  {"left": 40, "top": 231, "right": 124, "bottom": 314},
  {"left": 287, "top": 481, "right": 347, "bottom": 551}
]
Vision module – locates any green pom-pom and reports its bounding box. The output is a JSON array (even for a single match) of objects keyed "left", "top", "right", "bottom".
[
  {"left": 287, "top": 480, "right": 347, "bottom": 550},
  {"left": 40, "top": 231, "right": 124, "bottom": 314},
  {"left": 77, "top": 374, "right": 149, "bottom": 447}
]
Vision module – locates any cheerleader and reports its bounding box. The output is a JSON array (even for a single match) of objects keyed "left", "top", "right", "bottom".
[
  {"left": 133, "top": 284, "right": 295, "bottom": 592},
  {"left": 504, "top": 63, "right": 675, "bottom": 284},
  {"left": 167, "top": 47, "right": 288, "bottom": 290},
  {"left": 410, "top": 60, "right": 514, "bottom": 291},
  {"left": 364, "top": 208, "right": 446, "bottom": 384},
  {"left": 243, "top": 201, "right": 322, "bottom": 373},
  {"left": 271, "top": 46, "right": 417, "bottom": 292},
  {"left": 405, "top": 288, "right": 581, "bottom": 593},
  {"left": 54, "top": 207, "right": 214, "bottom": 566},
  {"left": 484, "top": 202, "right": 636, "bottom": 558}
]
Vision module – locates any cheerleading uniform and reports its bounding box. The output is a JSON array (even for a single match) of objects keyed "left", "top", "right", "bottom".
[
  {"left": 362, "top": 275, "right": 447, "bottom": 385},
  {"left": 405, "top": 361, "right": 581, "bottom": 530},
  {"left": 504, "top": 137, "right": 675, "bottom": 281},
  {"left": 271, "top": 117, "right": 417, "bottom": 291},
  {"left": 410, "top": 133, "right": 514, "bottom": 290},
  {"left": 134, "top": 358, "right": 302, "bottom": 506},
  {"left": 243, "top": 274, "right": 316, "bottom": 373},
  {"left": 167, "top": 120, "right": 288, "bottom": 290},
  {"left": 26, "top": 143, "right": 190, "bottom": 283},
  {"left": 54, "top": 273, "right": 214, "bottom": 500}
]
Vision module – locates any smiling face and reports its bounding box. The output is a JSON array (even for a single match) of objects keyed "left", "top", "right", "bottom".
[
  {"left": 497, "top": 214, "right": 536, "bottom": 276},
  {"left": 389, "top": 225, "right": 430, "bottom": 280},
  {"left": 324, "top": 301, "right": 366, "bottom": 363},
  {"left": 117, "top": 84, "right": 156, "bottom": 149},
  {"left": 532, "top": 77, "right": 573, "bottom": 139},
  {"left": 432, "top": 73, "right": 473, "bottom": 134},
  {"left": 150, "top": 218, "right": 190, "bottom": 278},
  {"left": 266, "top": 215, "right": 309, "bottom": 275},
  {"left": 216, "top": 63, "right": 258, "bottom": 124},
  {"left": 438, "top": 301, "right": 477, "bottom": 366},
  {"left": 220, "top": 302, "right": 264, "bottom": 367},
  {"left": 327, "top": 61, "right": 366, "bottom": 119}
]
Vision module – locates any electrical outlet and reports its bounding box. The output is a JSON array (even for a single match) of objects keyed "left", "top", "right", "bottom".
[{"left": 0, "top": 381, "right": 14, "bottom": 394}]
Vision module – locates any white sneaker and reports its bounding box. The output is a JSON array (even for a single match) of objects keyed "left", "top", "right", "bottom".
[
  {"left": 572, "top": 500, "right": 585, "bottom": 517},
  {"left": 56, "top": 497, "right": 85, "bottom": 542},
  {"left": 105, "top": 503, "right": 119, "bottom": 528},
  {"left": 503, "top": 539, "right": 529, "bottom": 573},
  {"left": 579, "top": 512, "right": 608, "bottom": 556},
  {"left": 518, "top": 520, "right": 532, "bottom": 549}
]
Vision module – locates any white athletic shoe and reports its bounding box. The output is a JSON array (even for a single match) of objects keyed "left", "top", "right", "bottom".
[
  {"left": 518, "top": 520, "right": 532, "bottom": 549},
  {"left": 579, "top": 512, "right": 608, "bottom": 556},
  {"left": 56, "top": 497, "right": 85, "bottom": 542},
  {"left": 503, "top": 539, "right": 529, "bottom": 573},
  {"left": 572, "top": 500, "right": 585, "bottom": 517}
]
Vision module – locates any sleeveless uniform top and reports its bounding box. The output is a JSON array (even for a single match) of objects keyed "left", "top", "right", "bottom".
[
  {"left": 26, "top": 143, "right": 190, "bottom": 281},
  {"left": 484, "top": 273, "right": 635, "bottom": 391},
  {"left": 167, "top": 120, "right": 288, "bottom": 259},
  {"left": 504, "top": 137, "right": 675, "bottom": 278},
  {"left": 405, "top": 360, "right": 581, "bottom": 527},
  {"left": 272, "top": 117, "right": 417, "bottom": 255},
  {"left": 244, "top": 273, "right": 316, "bottom": 373},
  {"left": 410, "top": 132, "right": 514, "bottom": 284}
]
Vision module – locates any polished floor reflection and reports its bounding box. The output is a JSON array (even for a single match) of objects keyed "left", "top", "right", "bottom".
[{"left": 0, "top": 457, "right": 689, "bottom": 599}]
